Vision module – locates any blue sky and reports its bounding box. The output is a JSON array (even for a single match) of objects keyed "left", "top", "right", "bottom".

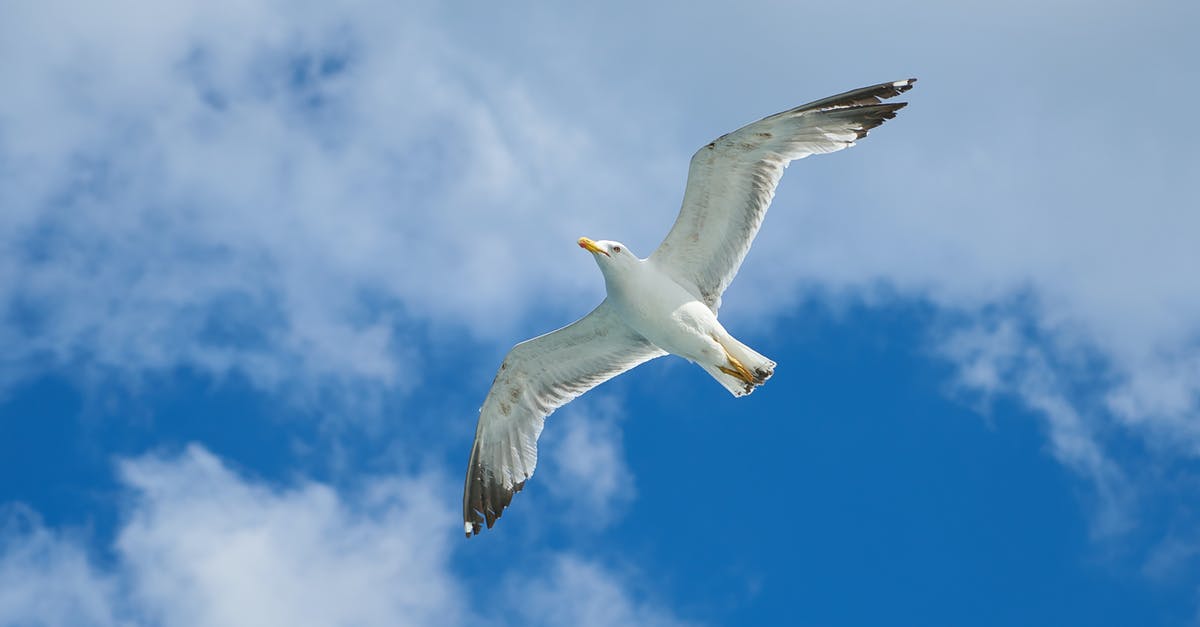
[{"left": 2, "top": 0, "right": 1200, "bottom": 625}]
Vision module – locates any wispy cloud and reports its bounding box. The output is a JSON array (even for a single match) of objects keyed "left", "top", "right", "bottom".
[
  {"left": 697, "top": 0, "right": 1200, "bottom": 529},
  {"left": 504, "top": 554, "right": 696, "bottom": 627},
  {"left": 0, "top": 0, "right": 671, "bottom": 398},
  {"left": 542, "top": 397, "right": 637, "bottom": 529},
  {"left": 0, "top": 506, "right": 123, "bottom": 627},
  {"left": 0, "top": 445, "right": 693, "bottom": 627},
  {"left": 939, "top": 319, "right": 1134, "bottom": 535}
]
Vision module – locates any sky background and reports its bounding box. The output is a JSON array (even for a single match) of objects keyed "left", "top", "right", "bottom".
[{"left": 2, "top": 0, "right": 1199, "bottom": 625}]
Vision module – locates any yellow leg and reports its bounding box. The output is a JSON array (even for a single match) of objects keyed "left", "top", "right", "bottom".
[{"left": 717, "top": 347, "right": 757, "bottom": 385}]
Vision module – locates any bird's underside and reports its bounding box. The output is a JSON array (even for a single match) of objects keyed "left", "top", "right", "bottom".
[{"left": 463, "top": 78, "right": 916, "bottom": 537}]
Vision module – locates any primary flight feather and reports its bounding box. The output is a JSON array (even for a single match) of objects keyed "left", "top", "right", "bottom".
[{"left": 464, "top": 78, "right": 916, "bottom": 536}]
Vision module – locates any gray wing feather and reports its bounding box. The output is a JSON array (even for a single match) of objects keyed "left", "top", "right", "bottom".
[
  {"left": 463, "top": 299, "right": 665, "bottom": 536},
  {"left": 650, "top": 78, "right": 915, "bottom": 310}
]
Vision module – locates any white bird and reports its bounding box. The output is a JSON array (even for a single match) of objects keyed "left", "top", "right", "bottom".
[{"left": 463, "top": 78, "right": 916, "bottom": 536}]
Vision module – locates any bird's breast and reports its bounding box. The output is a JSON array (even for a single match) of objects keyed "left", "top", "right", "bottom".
[{"left": 607, "top": 265, "right": 719, "bottom": 358}]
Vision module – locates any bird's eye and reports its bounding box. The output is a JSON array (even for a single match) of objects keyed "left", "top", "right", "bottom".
[{"left": 612, "top": 246, "right": 621, "bottom": 253}]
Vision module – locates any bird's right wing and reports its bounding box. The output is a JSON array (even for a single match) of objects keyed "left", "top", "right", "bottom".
[
  {"left": 650, "top": 79, "right": 915, "bottom": 310},
  {"left": 463, "top": 299, "right": 665, "bottom": 537}
]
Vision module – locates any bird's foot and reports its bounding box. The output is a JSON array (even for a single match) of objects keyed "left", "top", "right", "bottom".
[{"left": 718, "top": 354, "right": 758, "bottom": 386}]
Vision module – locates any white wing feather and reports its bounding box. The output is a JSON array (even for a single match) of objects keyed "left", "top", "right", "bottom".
[
  {"left": 650, "top": 79, "right": 915, "bottom": 310},
  {"left": 463, "top": 299, "right": 665, "bottom": 536}
]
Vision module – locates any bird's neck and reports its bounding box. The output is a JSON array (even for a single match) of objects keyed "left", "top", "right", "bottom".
[{"left": 600, "top": 259, "right": 647, "bottom": 300}]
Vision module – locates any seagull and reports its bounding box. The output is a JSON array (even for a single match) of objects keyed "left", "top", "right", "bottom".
[{"left": 463, "top": 78, "right": 916, "bottom": 536}]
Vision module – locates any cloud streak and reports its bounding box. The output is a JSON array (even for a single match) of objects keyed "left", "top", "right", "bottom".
[
  {"left": 0, "top": 507, "right": 124, "bottom": 627},
  {"left": 542, "top": 398, "right": 637, "bottom": 529}
]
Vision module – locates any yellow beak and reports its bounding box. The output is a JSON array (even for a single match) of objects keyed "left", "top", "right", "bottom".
[{"left": 577, "top": 237, "right": 609, "bottom": 257}]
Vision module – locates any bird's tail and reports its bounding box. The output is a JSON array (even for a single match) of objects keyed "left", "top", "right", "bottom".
[{"left": 701, "top": 338, "right": 775, "bottom": 398}]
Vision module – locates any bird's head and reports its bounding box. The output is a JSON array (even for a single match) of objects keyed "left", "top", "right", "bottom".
[{"left": 578, "top": 237, "right": 638, "bottom": 275}]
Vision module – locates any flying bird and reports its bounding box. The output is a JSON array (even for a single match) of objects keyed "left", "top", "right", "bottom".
[{"left": 464, "top": 78, "right": 916, "bottom": 536}]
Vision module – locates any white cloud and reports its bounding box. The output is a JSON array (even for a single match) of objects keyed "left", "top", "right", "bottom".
[
  {"left": 1144, "top": 531, "right": 1200, "bottom": 582},
  {"left": 0, "top": 446, "right": 693, "bottom": 627},
  {"left": 505, "top": 555, "right": 695, "bottom": 627},
  {"left": 113, "top": 446, "right": 463, "bottom": 627},
  {"left": 0, "top": 0, "right": 669, "bottom": 396},
  {"left": 3, "top": 446, "right": 462, "bottom": 627},
  {"left": 664, "top": 0, "right": 1200, "bottom": 526},
  {"left": 542, "top": 397, "right": 636, "bottom": 528},
  {"left": 0, "top": 507, "right": 124, "bottom": 627},
  {"left": 939, "top": 320, "right": 1134, "bottom": 535},
  {"left": 731, "top": 90, "right": 1200, "bottom": 523}
]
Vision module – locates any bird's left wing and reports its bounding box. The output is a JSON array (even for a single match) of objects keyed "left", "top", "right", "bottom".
[
  {"left": 650, "top": 78, "right": 915, "bottom": 310},
  {"left": 463, "top": 299, "right": 665, "bottom": 537}
]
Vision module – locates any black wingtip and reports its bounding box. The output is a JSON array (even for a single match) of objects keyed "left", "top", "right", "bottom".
[
  {"left": 816, "top": 101, "right": 909, "bottom": 139},
  {"left": 793, "top": 77, "right": 919, "bottom": 114},
  {"left": 463, "top": 468, "right": 528, "bottom": 538},
  {"left": 893, "top": 78, "right": 918, "bottom": 95}
]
